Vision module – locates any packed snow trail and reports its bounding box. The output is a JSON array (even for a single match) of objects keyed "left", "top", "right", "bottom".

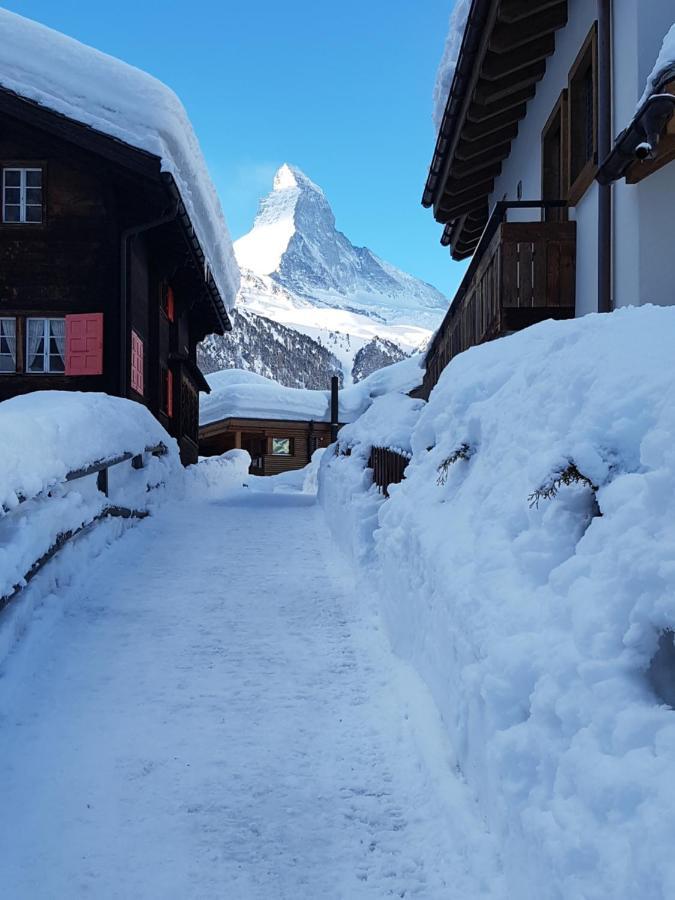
[{"left": 0, "top": 483, "right": 504, "bottom": 899}]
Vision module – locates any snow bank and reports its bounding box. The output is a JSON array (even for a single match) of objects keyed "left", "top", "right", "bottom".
[
  {"left": 340, "top": 354, "right": 425, "bottom": 422},
  {"left": 319, "top": 305, "right": 675, "bottom": 898},
  {"left": 432, "top": 0, "right": 471, "bottom": 132},
  {"left": 200, "top": 356, "right": 424, "bottom": 427},
  {"left": 0, "top": 391, "right": 182, "bottom": 662},
  {"left": 639, "top": 21, "right": 675, "bottom": 107},
  {"left": 0, "top": 391, "right": 174, "bottom": 511},
  {"left": 0, "top": 8, "right": 239, "bottom": 310}
]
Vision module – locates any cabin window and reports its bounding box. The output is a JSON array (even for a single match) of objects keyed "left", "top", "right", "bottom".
[
  {"left": 542, "top": 91, "right": 569, "bottom": 222},
  {"left": 0, "top": 317, "right": 17, "bottom": 372},
  {"left": 568, "top": 25, "right": 598, "bottom": 205},
  {"left": 2, "top": 167, "right": 43, "bottom": 223},
  {"left": 271, "top": 438, "right": 292, "bottom": 456},
  {"left": 26, "top": 318, "right": 65, "bottom": 373}
]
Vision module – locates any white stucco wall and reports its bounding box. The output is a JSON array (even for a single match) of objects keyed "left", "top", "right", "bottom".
[
  {"left": 613, "top": 0, "right": 675, "bottom": 310},
  {"left": 485, "top": 0, "right": 675, "bottom": 315}
]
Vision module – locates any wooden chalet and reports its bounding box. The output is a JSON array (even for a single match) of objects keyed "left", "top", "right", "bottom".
[
  {"left": 421, "top": 0, "right": 675, "bottom": 399},
  {"left": 200, "top": 418, "right": 334, "bottom": 477},
  {"left": 199, "top": 373, "right": 340, "bottom": 476},
  {"left": 0, "top": 15, "right": 236, "bottom": 464}
]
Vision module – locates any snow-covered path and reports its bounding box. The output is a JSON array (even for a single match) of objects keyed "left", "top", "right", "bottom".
[{"left": 0, "top": 485, "right": 503, "bottom": 899}]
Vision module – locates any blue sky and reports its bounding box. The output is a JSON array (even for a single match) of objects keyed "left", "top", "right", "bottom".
[{"left": 2, "top": 0, "right": 467, "bottom": 298}]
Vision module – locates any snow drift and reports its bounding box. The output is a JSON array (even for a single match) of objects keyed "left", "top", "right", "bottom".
[
  {"left": 0, "top": 8, "right": 239, "bottom": 310},
  {"left": 319, "top": 305, "right": 675, "bottom": 898}
]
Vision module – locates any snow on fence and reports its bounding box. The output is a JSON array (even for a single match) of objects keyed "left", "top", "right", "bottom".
[
  {"left": 368, "top": 447, "right": 411, "bottom": 497},
  {"left": 0, "top": 391, "right": 181, "bottom": 609},
  {"left": 0, "top": 442, "right": 169, "bottom": 610}
]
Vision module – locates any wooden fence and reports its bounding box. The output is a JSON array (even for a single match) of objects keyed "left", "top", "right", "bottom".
[
  {"left": 0, "top": 442, "right": 167, "bottom": 611},
  {"left": 369, "top": 446, "right": 411, "bottom": 497}
]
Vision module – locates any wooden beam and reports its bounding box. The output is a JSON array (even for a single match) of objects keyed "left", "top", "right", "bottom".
[
  {"left": 438, "top": 178, "right": 495, "bottom": 208},
  {"left": 467, "top": 87, "right": 536, "bottom": 122},
  {"left": 451, "top": 147, "right": 508, "bottom": 179},
  {"left": 444, "top": 165, "right": 503, "bottom": 194},
  {"left": 463, "top": 106, "right": 526, "bottom": 141},
  {"left": 481, "top": 35, "right": 556, "bottom": 81},
  {"left": 474, "top": 61, "right": 546, "bottom": 104},
  {"left": 491, "top": 3, "right": 566, "bottom": 50},
  {"left": 498, "top": 0, "right": 565, "bottom": 24},
  {"left": 437, "top": 196, "right": 490, "bottom": 224},
  {"left": 455, "top": 132, "right": 517, "bottom": 161}
]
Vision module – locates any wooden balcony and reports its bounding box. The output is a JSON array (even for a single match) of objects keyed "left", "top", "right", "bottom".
[{"left": 420, "top": 202, "right": 576, "bottom": 398}]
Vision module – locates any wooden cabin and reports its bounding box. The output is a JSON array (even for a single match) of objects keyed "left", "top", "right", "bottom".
[
  {"left": 421, "top": 0, "right": 675, "bottom": 399},
  {"left": 198, "top": 371, "right": 340, "bottom": 476},
  {"left": 0, "top": 15, "right": 237, "bottom": 465},
  {"left": 200, "top": 418, "right": 334, "bottom": 476}
]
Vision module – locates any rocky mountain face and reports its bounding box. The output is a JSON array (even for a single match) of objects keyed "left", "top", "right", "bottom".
[
  {"left": 351, "top": 337, "right": 410, "bottom": 383},
  {"left": 198, "top": 308, "right": 343, "bottom": 390},
  {"left": 199, "top": 164, "right": 447, "bottom": 388},
  {"left": 234, "top": 164, "right": 448, "bottom": 330}
]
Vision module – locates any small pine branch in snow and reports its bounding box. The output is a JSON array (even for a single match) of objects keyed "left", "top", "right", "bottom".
[
  {"left": 437, "top": 443, "right": 473, "bottom": 485},
  {"left": 528, "top": 462, "right": 599, "bottom": 509}
]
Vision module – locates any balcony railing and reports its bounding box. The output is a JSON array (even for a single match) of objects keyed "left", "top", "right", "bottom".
[{"left": 421, "top": 202, "right": 576, "bottom": 398}]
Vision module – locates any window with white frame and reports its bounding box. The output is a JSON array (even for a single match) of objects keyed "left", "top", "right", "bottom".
[
  {"left": 3, "top": 168, "right": 43, "bottom": 223},
  {"left": 26, "top": 318, "right": 65, "bottom": 373},
  {"left": 0, "top": 317, "right": 17, "bottom": 372}
]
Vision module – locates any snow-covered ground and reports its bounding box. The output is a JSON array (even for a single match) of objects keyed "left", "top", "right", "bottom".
[
  {"left": 0, "top": 467, "right": 505, "bottom": 899},
  {"left": 319, "top": 305, "right": 675, "bottom": 899}
]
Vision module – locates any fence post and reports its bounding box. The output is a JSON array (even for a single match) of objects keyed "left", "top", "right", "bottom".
[{"left": 97, "top": 467, "right": 109, "bottom": 497}]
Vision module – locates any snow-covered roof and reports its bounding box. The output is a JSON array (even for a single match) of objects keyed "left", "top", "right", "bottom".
[
  {"left": 200, "top": 370, "right": 331, "bottom": 425},
  {"left": 639, "top": 22, "right": 675, "bottom": 108},
  {"left": 0, "top": 8, "right": 239, "bottom": 313},
  {"left": 200, "top": 356, "right": 425, "bottom": 428},
  {"left": 432, "top": 1, "right": 471, "bottom": 132}
]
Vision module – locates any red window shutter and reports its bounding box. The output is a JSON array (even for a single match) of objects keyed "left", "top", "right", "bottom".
[
  {"left": 130, "top": 330, "right": 144, "bottom": 396},
  {"left": 166, "top": 368, "right": 173, "bottom": 417},
  {"left": 166, "top": 286, "right": 175, "bottom": 322},
  {"left": 65, "top": 313, "right": 104, "bottom": 376}
]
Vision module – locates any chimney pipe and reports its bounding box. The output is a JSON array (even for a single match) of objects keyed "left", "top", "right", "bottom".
[{"left": 330, "top": 376, "right": 339, "bottom": 442}]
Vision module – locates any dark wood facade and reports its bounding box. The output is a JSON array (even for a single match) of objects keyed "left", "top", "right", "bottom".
[
  {"left": 199, "top": 418, "right": 334, "bottom": 476},
  {"left": 0, "top": 87, "right": 229, "bottom": 465}
]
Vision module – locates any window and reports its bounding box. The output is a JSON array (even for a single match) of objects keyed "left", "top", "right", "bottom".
[
  {"left": 0, "top": 317, "right": 16, "bottom": 372},
  {"left": 3, "top": 168, "right": 43, "bottom": 223},
  {"left": 542, "top": 91, "right": 569, "bottom": 222},
  {"left": 568, "top": 25, "right": 598, "bottom": 205},
  {"left": 26, "top": 318, "right": 65, "bottom": 373},
  {"left": 271, "top": 438, "right": 292, "bottom": 456}
]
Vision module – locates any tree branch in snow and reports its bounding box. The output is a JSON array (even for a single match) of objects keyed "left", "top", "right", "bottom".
[
  {"left": 437, "top": 443, "right": 474, "bottom": 486},
  {"left": 528, "top": 461, "right": 599, "bottom": 509}
]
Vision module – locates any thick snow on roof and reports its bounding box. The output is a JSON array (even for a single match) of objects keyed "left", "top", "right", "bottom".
[
  {"left": 432, "top": 0, "right": 471, "bottom": 132},
  {"left": 0, "top": 8, "right": 239, "bottom": 311},
  {"left": 639, "top": 22, "right": 675, "bottom": 108},
  {"left": 200, "top": 356, "right": 425, "bottom": 427},
  {"left": 201, "top": 370, "right": 331, "bottom": 425}
]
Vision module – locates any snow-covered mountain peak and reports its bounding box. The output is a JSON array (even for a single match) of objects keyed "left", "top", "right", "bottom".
[
  {"left": 234, "top": 166, "right": 449, "bottom": 329},
  {"left": 273, "top": 163, "right": 323, "bottom": 196}
]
